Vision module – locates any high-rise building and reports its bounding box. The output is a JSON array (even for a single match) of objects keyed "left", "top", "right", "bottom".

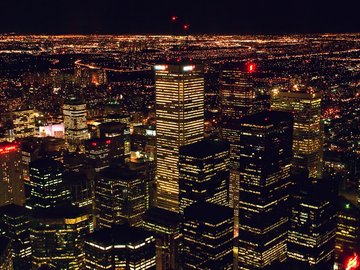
[
  {"left": 0, "top": 237, "right": 12, "bottom": 270},
  {"left": 270, "top": 85, "right": 323, "bottom": 178},
  {"left": 288, "top": 178, "right": 336, "bottom": 269},
  {"left": 31, "top": 206, "right": 91, "bottom": 269},
  {"left": 155, "top": 62, "right": 204, "bottom": 212},
  {"left": 182, "top": 202, "right": 234, "bottom": 270},
  {"left": 99, "top": 121, "right": 129, "bottom": 160},
  {"left": 143, "top": 207, "right": 182, "bottom": 270},
  {"left": 84, "top": 224, "right": 156, "bottom": 270},
  {"left": 28, "top": 158, "right": 70, "bottom": 210},
  {"left": 237, "top": 111, "right": 293, "bottom": 269},
  {"left": 1, "top": 109, "right": 36, "bottom": 140},
  {"left": 179, "top": 139, "right": 230, "bottom": 213},
  {"left": 335, "top": 197, "right": 360, "bottom": 269},
  {"left": 84, "top": 138, "right": 111, "bottom": 172},
  {"left": 0, "top": 141, "right": 24, "bottom": 207},
  {"left": 0, "top": 204, "right": 31, "bottom": 270},
  {"left": 63, "top": 171, "right": 93, "bottom": 210},
  {"left": 220, "top": 62, "right": 262, "bottom": 122},
  {"left": 95, "top": 165, "right": 147, "bottom": 228},
  {"left": 63, "top": 98, "right": 88, "bottom": 152}
]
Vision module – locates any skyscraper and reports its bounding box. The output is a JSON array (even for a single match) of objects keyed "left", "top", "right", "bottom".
[
  {"left": 143, "top": 207, "right": 182, "bottom": 270},
  {"left": 63, "top": 98, "right": 89, "bottom": 152},
  {"left": 220, "top": 61, "right": 262, "bottom": 122},
  {"left": 0, "top": 204, "right": 31, "bottom": 270},
  {"left": 237, "top": 111, "right": 293, "bottom": 269},
  {"left": 179, "top": 139, "right": 230, "bottom": 213},
  {"left": 31, "top": 206, "right": 91, "bottom": 269},
  {"left": 270, "top": 85, "right": 323, "bottom": 178},
  {"left": 1, "top": 108, "right": 36, "bottom": 140},
  {"left": 182, "top": 202, "right": 234, "bottom": 270},
  {"left": 84, "top": 224, "right": 156, "bottom": 270},
  {"left": 155, "top": 62, "right": 204, "bottom": 212},
  {"left": 95, "top": 165, "right": 147, "bottom": 228},
  {"left": 0, "top": 141, "right": 24, "bottom": 207},
  {"left": 28, "top": 158, "right": 70, "bottom": 210},
  {"left": 84, "top": 138, "right": 111, "bottom": 172},
  {"left": 0, "top": 237, "right": 12, "bottom": 270},
  {"left": 288, "top": 178, "right": 336, "bottom": 269}
]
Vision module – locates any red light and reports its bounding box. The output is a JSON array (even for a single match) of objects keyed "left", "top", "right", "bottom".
[
  {"left": 91, "top": 142, "right": 97, "bottom": 147},
  {"left": 0, "top": 144, "right": 17, "bottom": 155},
  {"left": 183, "top": 24, "right": 190, "bottom": 31},
  {"left": 346, "top": 253, "right": 360, "bottom": 270},
  {"left": 247, "top": 63, "right": 256, "bottom": 73},
  {"left": 171, "top": 16, "right": 178, "bottom": 22},
  {"left": 106, "top": 140, "right": 111, "bottom": 145}
]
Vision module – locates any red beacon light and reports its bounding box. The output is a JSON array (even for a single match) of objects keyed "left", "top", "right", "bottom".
[
  {"left": 171, "top": 16, "right": 178, "bottom": 22},
  {"left": 106, "top": 140, "right": 111, "bottom": 145},
  {"left": 183, "top": 24, "right": 190, "bottom": 31},
  {"left": 91, "top": 142, "right": 97, "bottom": 147},
  {"left": 247, "top": 62, "right": 256, "bottom": 73},
  {"left": 346, "top": 253, "right": 360, "bottom": 270}
]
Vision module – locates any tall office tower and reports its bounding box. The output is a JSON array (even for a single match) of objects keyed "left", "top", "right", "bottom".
[
  {"left": 237, "top": 111, "right": 293, "bottom": 269},
  {"left": 220, "top": 62, "right": 262, "bottom": 123},
  {"left": 271, "top": 85, "right": 323, "bottom": 178},
  {"left": 179, "top": 140, "right": 230, "bottom": 214},
  {"left": 143, "top": 207, "right": 182, "bottom": 270},
  {"left": 63, "top": 171, "right": 93, "bottom": 210},
  {"left": 182, "top": 202, "right": 234, "bottom": 270},
  {"left": 155, "top": 62, "right": 204, "bottom": 212},
  {"left": 95, "top": 166, "right": 146, "bottom": 228},
  {"left": 63, "top": 98, "right": 88, "bottom": 152},
  {"left": 0, "top": 237, "right": 13, "bottom": 270},
  {"left": 0, "top": 141, "right": 24, "bottom": 207},
  {"left": 84, "top": 138, "right": 111, "bottom": 172},
  {"left": 0, "top": 204, "right": 31, "bottom": 270},
  {"left": 2, "top": 108, "right": 36, "bottom": 140},
  {"left": 335, "top": 198, "right": 360, "bottom": 269},
  {"left": 31, "top": 206, "right": 91, "bottom": 269},
  {"left": 288, "top": 178, "right": 336, "bottom": 269},
  {"left": 84, "top": 225, "right": 156, "bottom": 270},
  {"left": 99, "top": 122, "right": 129, "bottom": 160},
  {"left": 28, "top": 158, "right": 70, "bottom": 210}
]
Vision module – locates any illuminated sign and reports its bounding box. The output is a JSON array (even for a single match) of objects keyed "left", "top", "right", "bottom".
[
  {"left": 183, "top": 65, "right": 195, "bottom": 72},
  {"left": 0, "top": 144, "right": 17, "bottom": 155},
  {"left": 346, "top": 253, "right": 360, "bottom": 270},
  {"left": 154, "top": 65, "right": 168, "bottom": 71}
]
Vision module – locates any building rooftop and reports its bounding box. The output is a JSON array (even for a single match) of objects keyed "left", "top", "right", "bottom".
[
  {"left": 180, "top": 140, "right": 229, "bottom": 158},
  {"left": 99, "top": 166, "right": 140, "bottom": 181},
  {"left": 86, "top": 224, "right": 153, "bottom": 247},
  {"left": 240, "top": 110, "right": 293, "bottom": 127},
  {"left": 184, "top": 202, "right": 233, "bottom": 224},
  {"left": 33, "top": 205, "right": 87, "bottom": 219},
  {"left": 0, "top": 204, "right": 28, "bottom": 217},
  {"left": 29, "top": 157, "right": 62, "bottom": 169},
  {"left": 143, "top": 207, "right": 181, "bottom": 228}
]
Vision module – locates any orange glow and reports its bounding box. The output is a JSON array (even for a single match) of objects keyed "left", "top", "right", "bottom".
[
  {"left": 0, "top": 145, "right": 17, "bottom": 155},
  {"left": 346, "top": 253, "right": 360, "bottom": 270},
  {"left": 247, "top": 63, "right": 256, "bottom": 73}
]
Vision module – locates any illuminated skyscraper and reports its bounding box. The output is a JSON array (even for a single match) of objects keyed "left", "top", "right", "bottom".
[
  {"left": 237, "top": 111, "right": 293, "bottom": 269},
  {"left": 95, "top": 165, "right": 147, "bottom": 228},
  {"left": 84, "top": 224, "right": 156, "bottom": 270},
  {"left": 335, "top": 198, "right": 360, "bottom": 269},
  {"left": 28, "top": 158, "right": 70, "bottom": 210},
  {"left": 63, "top": 98, "right": 89, "bottom": 152},
  {"left": 179, "top": 139, "right": 230, "bottom": 214},
  {"left": 220, "top": 62, "right": 261, "bottom": 122},
  {"left": 143, "top": 207, "right": 182, "bottom": 270},
  {"left": 31, "top": 206, "right": 91, "bottom": 269},
  {"left": 288, "top": 178, "right": 336, "bottom": 269},
  {"left": 2, "top": 108, "right": 36, "bottom": 140},
  {"left": 155, "top": 62, "right": 204, "bottom": 212},
  {"left": 84, "top": 138, "right": 111, "bottom": 172},
  {"left": 271, "top": 85, "right": 323, "bottom": 178},
  {"left": 0, "top": 204, "right": 31, "bottom": 270},
  {"left": 182, "top": 202, "right": 233, "bottom": 270},
  {"left": 0, "top": 141, "right": 24, "bottom": 207}
]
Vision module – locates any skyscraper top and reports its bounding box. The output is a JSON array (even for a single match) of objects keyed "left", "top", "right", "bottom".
[
  {"left": 179, "top": 140, "right": 229, "bottom": 158},
  {"left": 240, "top": 110, "right": 293, "bottom": 127},
  {"left": 184, "top": 202, "right": 233, "bottom": 224}
]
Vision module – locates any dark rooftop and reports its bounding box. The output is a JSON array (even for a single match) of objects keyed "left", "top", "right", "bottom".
[
  {"left": 184, "top": 202, "right": 233, "bottom": 224},
  {"left": 99, "top": 166, "right": 141, "bottom": 181},
  {"left": 29, "top": 157, "right": 62, "bottom": 169},
  {"left": 143, "top": 207, "right": 181, "bottom": 228},
  {"left": 86, "top": 224, "right": 153, "bottom": 247},
  {"left": 33, "top": 205, "right": 86, "bottom": 220},
  {"left": 0, "top": 204, "right": 28, "bottom": 217},
  {"left": 240, "top": 111, "right": 293, "bottom": 127},
  {"left": 180, "top": 140, "right": 229, "bottom": 158}
]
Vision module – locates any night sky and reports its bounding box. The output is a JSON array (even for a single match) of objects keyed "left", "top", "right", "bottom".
[{"left": 1, "top": 0, "right": 360, "bottom": 34}]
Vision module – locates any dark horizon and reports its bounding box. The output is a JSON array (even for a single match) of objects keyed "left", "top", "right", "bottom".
[{"left": 2, "top": 0, "right": 360, "bottom": 35}]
